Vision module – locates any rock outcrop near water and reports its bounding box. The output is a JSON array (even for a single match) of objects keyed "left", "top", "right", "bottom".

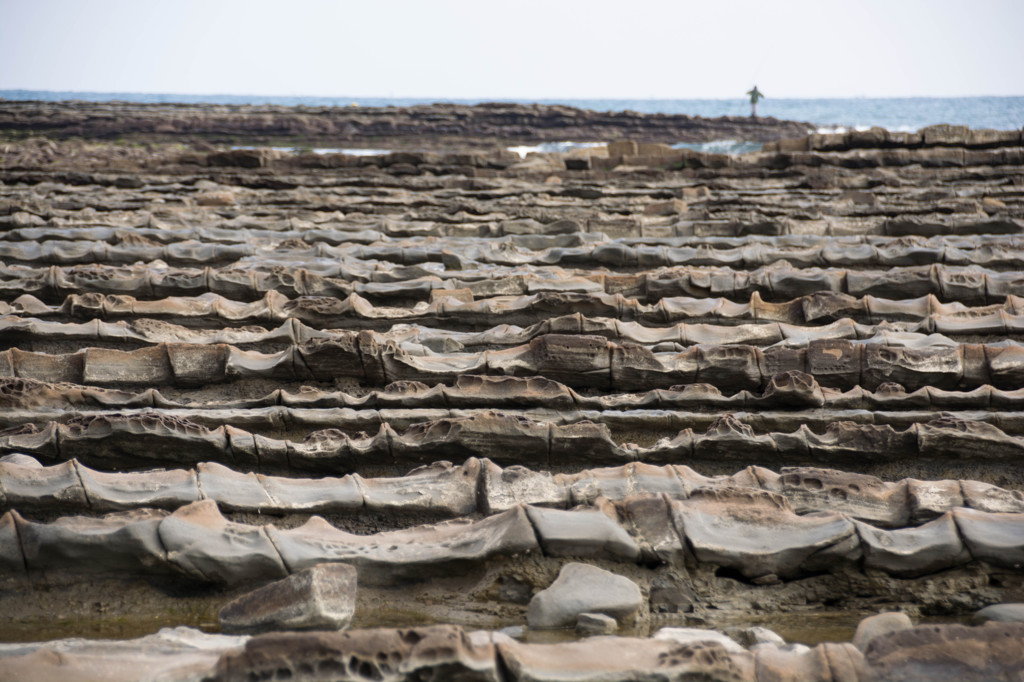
[
  {"left": 0, "top": 100, "right": 813, "bottom": 147},
  {"left": 1, "top": 103, "right": 1024, "bottom": 680}
]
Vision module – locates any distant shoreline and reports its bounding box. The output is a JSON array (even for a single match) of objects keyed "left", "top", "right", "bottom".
[
  {"left": 0, "top": 100, "right": 815, "bottom": 150},
  {"left": 5, "top": 89, "right": 1023, "bottom": 103},
  {"left": 3, "top": 90, "right": 1023, "bottom": 131}
]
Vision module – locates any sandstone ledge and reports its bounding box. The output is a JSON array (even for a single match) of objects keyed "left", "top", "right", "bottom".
[{"left": 3, "top": 622, "right": 1024, "bottom": 682}]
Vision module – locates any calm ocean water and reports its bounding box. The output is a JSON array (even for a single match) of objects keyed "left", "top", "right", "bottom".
[{"left": 4, "top": 90, "right": 1022, "bottom": 132}]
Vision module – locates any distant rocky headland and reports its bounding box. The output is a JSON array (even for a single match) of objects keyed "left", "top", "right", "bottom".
[{"left": 0, "top": 99, "right": 814, "bottom": 148}]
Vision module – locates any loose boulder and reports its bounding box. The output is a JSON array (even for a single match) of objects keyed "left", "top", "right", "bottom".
[
  {"left": 218, "top": 563, "right": 357, "bottom": 634},
  {"left": 526, "top": 562, "right": 642, "bottom": 629},
  {"left": 852, "top": 611, "right": 913, "bottom": 651}
]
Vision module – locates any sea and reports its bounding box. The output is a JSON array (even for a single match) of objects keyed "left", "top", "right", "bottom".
[{"left": 3, "top": 90, "right": 1022, "bottom": 156}]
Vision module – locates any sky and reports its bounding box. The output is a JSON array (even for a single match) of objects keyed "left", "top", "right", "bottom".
[{"left": 1, "top": 0, "right": 1022, "bottom": 100}]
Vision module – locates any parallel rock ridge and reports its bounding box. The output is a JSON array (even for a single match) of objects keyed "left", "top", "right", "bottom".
[
  {"left": 5, "top": 449, "right": 1024, "bottom": 520},
  {"left": 2, "top": 622, "right": 1024, "bottom": 681},
  {"left": 3, "top": 486, "right": 1021, "bottom": 584},
  {"left": 7, "top": 409, "right": 1024, "bottom": 479},
  {"left": 1, "top": 109, "right": 1024, "bottom": 680}
]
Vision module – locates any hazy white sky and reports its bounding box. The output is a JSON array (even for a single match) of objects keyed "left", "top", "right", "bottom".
[{"left": 1, "top": 0, "right": 1022, "bottom": 99}]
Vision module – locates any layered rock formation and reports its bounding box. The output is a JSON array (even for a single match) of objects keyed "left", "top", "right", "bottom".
[
  {"left": 0, "top": 100, "right": 813, "bottom": 148},
  {"left": 4, "top": 620, "right": 1024, "bottom": 681},
  {"left": 1, "top": 109, "right": 1024, "bottom": 679}
]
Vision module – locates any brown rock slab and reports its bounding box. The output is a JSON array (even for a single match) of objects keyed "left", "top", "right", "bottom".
[
  {"left": 15, "top": 508, "right": 169, "bottom": 574},
  {"left": 779, "top": 467, "right": 908, "bottom": 527},
  {"left": 77, "top": 461, "right": 201, "bottom": 511},
  {"left": 267, "top": 506, "right": 538, "bottom": 585},
  {"left": 357, "top": 459, "right": 478, "bottom": 516},
  {"left": 952, "top": 507, "right": 1024, "bottom": 568},
  {"left": 218, "top": 563, "right": 357, "bottom": 634},
  {"left": 864, "top": 622, "right": 1024, "bottom": 681},
  {"left": 481, "top": 460, "right": 570, "bottom": 513},
  {"left": 906, "top": 478, "right": 963, "bottom": 522},
  {"left": 0, "top": 456, "right": 87, "bottom": 511},
  {"left": 855, "top": 513, "right": 970, "bottom": 577},
  {"left": 960, "top": 480, "right": 1024, "bottom": 514},
  {"left": 499, "top": 635, "right": 755, "bottom": 682},
  {"left": 670, "top": 488, "right": 856, "bottom": 579},
  {"left": 525, "top": 506, "right": 640, "bottom": 561}
]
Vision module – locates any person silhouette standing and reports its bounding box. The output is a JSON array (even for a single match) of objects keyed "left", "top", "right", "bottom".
[{"left": 746, "top": 85, "right": 764, "bottom": 118}]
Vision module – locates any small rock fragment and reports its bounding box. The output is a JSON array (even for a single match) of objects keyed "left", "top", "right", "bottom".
[
  {"left": 196, "top": 190, "right": 236, "bottom": 206},
  {"left": 724, "top": 625, "right": 787, "bottom": 647},
  {"left": 643, "top": 199, "right": 688, "bottom": 216},
  {"left": 428, "top": 288, "right": 473, "bottom": 304},
  {"left": 575, "top": 612, "right": 617, "bottom": 636},
  {"left": 498, "top": 625, "right": 526, "bottom": 639}
]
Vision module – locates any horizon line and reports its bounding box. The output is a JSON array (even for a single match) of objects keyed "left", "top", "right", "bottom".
[{"left": 3, "top": 89, "right": 1023, "bottom": 102}]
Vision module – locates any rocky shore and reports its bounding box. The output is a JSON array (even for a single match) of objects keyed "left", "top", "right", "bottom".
[
  {"left": 6, "top": 618, "right": 1024, "bottom": 681},
  {"left": 0, "top": 100, "right": 814, "bottom": 148},
  {"left": 1, "top": 103, "right": 1024, "bottom": 680}
]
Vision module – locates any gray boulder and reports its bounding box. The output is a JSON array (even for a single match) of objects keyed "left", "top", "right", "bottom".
[
  {"left": 852, "top": 611, "right": 913, "bottom": 651},
  {"left": 527, "top": 563, "right": 642, "bottom": 629},
  {"left": 218, "top": 563, "right": 357, "bottom": 634},
  {"left": 974, "top": 603, "right": 1024, "bottom": 624}
]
